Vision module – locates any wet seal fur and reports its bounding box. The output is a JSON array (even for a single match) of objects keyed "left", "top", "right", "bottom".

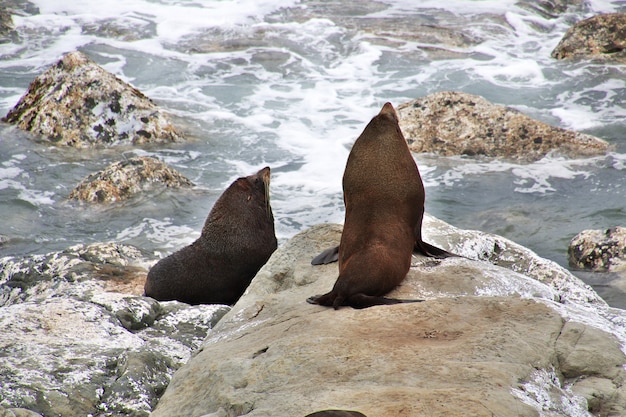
[
  {"left": 144, "top": 167, "right": 277, "bottom": 305},
  {"left": 308, "top": 103, "right": 452, "bottom": 309}
]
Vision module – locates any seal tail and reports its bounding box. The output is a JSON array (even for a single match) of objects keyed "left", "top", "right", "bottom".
[
  {"left": 311, "top": 246, "right": 340, "bottom": 265},
  {"left": 414, "top": 240, "right": 458, "bottom": 259},
  {"left": 311, "top": 242, "right": 458, "bottom": 265}
]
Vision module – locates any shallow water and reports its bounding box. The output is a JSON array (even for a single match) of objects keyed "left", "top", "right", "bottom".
[{"left": 0, "top": 0, "right": 625, "bottom": 304}]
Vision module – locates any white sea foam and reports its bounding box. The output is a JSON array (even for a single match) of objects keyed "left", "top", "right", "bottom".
[
  {"left": 429, "top": 154, "right": 598, "bottom": 194},
  {"left": 0, "top": 0, "right": 624, "bottom": 264},
  {"left": 115, "top": 217, "right": 197, "bottom": 253}
]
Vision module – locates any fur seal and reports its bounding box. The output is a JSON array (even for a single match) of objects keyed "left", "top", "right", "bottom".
[
  {"left": 311, "top": 106, "right": 454, "bottom": 265},
  {"left": 308, "top": 103, "right": 445, "bottom": 309},
  {"left": 144, "top": 167, "right": 277, "bottom": 305}
]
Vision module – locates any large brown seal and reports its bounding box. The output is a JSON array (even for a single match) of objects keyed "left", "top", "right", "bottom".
[
  {"left": 308, "top": 103, "right": 451, "bottom": 309},
  {"left": 144, "top": 167, "right": 277, "bottom": 305}
]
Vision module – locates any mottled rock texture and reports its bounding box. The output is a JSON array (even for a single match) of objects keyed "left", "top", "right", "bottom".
[
  {"left": 397, "top": 91, "right": 609, "bottom": 161},
  {"left": 2, "top": 51, "right": 184, "bottom": 147},
  {"left": 0, "top": 242, "right": 229, "bottom": 417},
  {"left": 569, "top": 226, "right": 626, "bottom": 272},
  {"left": 68, "top": 156, "right": 193, "bottom": 203},
  {"left": 151, "top": 222, "right": 626, "bottom": 417},
  {"left": 552, "top": 13, "right": 626, "bottom": 60}
]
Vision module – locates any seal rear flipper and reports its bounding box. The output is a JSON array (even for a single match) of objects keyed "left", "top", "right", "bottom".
[
  {"left": 414, "top": 240, "right": 458, "bottom": 259},
  {"left": 311, "top": 246, "right": 339, "bottom": 265},
  {"left": 345, "top": 293, "right": 424, "bottom": 309}
]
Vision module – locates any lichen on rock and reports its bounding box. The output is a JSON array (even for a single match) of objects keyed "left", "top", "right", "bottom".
[
  {"left": 397, "top": 91, "right": 609, "bottom": 161},
  {"left": 2, "top": 51, "right": 184, "bottom": 147},
  {"left": 551, "top": 13, "right": 626, "bottom": 60},
  {"left": 568, "top": 226, "right": 626, "bottom": 272},
  {"left": 68, "top": 156, "right": 193, "bottom": 203}
]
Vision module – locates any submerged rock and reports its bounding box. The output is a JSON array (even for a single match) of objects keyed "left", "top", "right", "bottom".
[
  {"left": 0, "top": 242, "right": 230, "bottom": 417},
  {"left": 568, "top": 226, "right": 626, "bottom": 272},
  {"left": 0, "top": 10, "right": 15, "bottom": 44},
  {"left": 397, "top": 91, "right": 609, "bottom": 161},
  {"left": 151, "top": 221, "right": 626, "bottom": 417},
  {"left": 68, "top": 156, "right": 193, "bottom": 203},
  {"left": 515, "top": 0, "right": 585, "bottom": 18},
  {"left": 2, "top": 51, "right": 184, "bottom": 147},
  {"left": 552, "top": 13, "right": 626, "bottom": 60}
]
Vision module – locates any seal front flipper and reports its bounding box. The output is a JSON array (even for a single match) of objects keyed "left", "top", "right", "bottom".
[{"left": 311, "top": 246, "right": 339, "bottom": 265}]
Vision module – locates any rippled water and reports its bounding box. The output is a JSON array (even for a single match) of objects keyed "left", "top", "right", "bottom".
[{"left": 1, "top": 0, "right": 625, "bottom": 303}]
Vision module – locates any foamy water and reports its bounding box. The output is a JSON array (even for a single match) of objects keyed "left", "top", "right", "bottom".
[{"left": 1, "top": 0, "right": 625, "bottom": 300}]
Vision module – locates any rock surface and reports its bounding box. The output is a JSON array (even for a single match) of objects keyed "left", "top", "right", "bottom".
[
  {"left": 0, "top": 242, "right": 230, "bottom": 417},
  {"left": 151, "top": 221, "right": 626, "bottom": 417},
  {"left": 397, "top": 91, "right": 609, "bottom": 161},
  {"left": 515, "top": 0, "right": 585, "bottom": 19},
  {"left": 568, "top": 226, "right": 626, "bottom": 272},
  {"left": 552, "top": 13, "right": 626, "bottom": 60},
  {"left": 2, "top": 51, "right": 184, "bottom": 147},
  {"left": 68, "top": 156, "right": 193, "bottom": 203}
]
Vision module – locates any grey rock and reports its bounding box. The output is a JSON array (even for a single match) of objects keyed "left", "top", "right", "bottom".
[
  {"left": 68, "top": 156, "right": 193, "bottom": 203},
  {"left": 2, "top": 51, "right": 184, "bottom": 147},
  {"left": 0, "top": 407, "right": 43, "bottom": 417},
  {"left": 556, "top": 321, "right": 626, "bottom": 380},
  {"left": 552, "top": 13, "right": 626, "bottom": 60},
  {"left": 151, "top": 222, "right": 626, "bottom": 417},
  {"left": 397, "top": 91, "right": 609, "bottom": 161},
  {"left": 0, "top": 242, "right": 230, "bottom": 416},
  {"left": 515, "top": 0, "right": 586, "bottom": 19},
  {"left": 568, "top": 226, "right": 626, "bottom": 272}
]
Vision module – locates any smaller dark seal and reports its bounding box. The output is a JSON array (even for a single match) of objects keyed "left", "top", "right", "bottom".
[{"left": 144, "top": 167, "right": 277, "bottom": 305}]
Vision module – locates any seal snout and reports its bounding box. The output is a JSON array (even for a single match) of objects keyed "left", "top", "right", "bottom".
[
  {"left": 258, "top": 166, "right": 271, "bottom": 184},
  {"left": 379, "top": 102, "right": 397, "bottom": 118}
]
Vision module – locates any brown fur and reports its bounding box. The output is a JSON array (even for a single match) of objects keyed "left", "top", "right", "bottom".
[
  {"left": 144, "top": 167, "right": 277, "bottom": 305},
  {"left": 308, "top": 103, "right": 426, "bottom": 309}
]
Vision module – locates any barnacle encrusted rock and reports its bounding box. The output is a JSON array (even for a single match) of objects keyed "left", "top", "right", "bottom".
[
  {"left": 552, "top": 13, "right": 626, "bottom": 60},
  {"left": 568, "top": 226, "right": 626, "bottom": 272},
  {"left": 2, "top": 51, "right": 184, "bottom": 147},
  {"left": 68, "top": 156, "right": 193, "bottom": 203},
  {"left": 397, "top": 91, "right": 609, "bottom": 161}
]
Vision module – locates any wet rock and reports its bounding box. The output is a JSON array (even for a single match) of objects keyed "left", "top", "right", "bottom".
[
  {"left": 0, "top": 241, "right": 147, "bottom": 306},
  {"left": 68, "top": 156, "right": 193, "bottom": 203},
  {"left": 568, "top": 226, "right": 626, "bottom": 272},
  {"left": 515, "top": 0, "right": 585, "bottom": 19},
  {"left": 2, "top": 51, "right": 184, "bottom": 147},
  {"left": 0, "top": 242, "right": 230, "bottom": 416},
  {"left": 552, "top": 13, "right": 626, "bottom": 60},
  {"left": 0, "top": 10, "right": 16, "bottom": 44},
  {"left": 397, "top": 91, "right": 609, "bottom": 161},
  {"left": 81, "top": 17, "right": 157, "bottom": 42},
  {"left": 151, "top": 222, "right": 626, "bottom": 417},
  {"left": 0, "top": 0, "right": 40, "bottom": 43}
]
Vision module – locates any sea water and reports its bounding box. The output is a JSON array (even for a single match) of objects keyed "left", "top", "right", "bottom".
[{"left": 0, "top": 0, "right": 625, "bottom": 303}]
